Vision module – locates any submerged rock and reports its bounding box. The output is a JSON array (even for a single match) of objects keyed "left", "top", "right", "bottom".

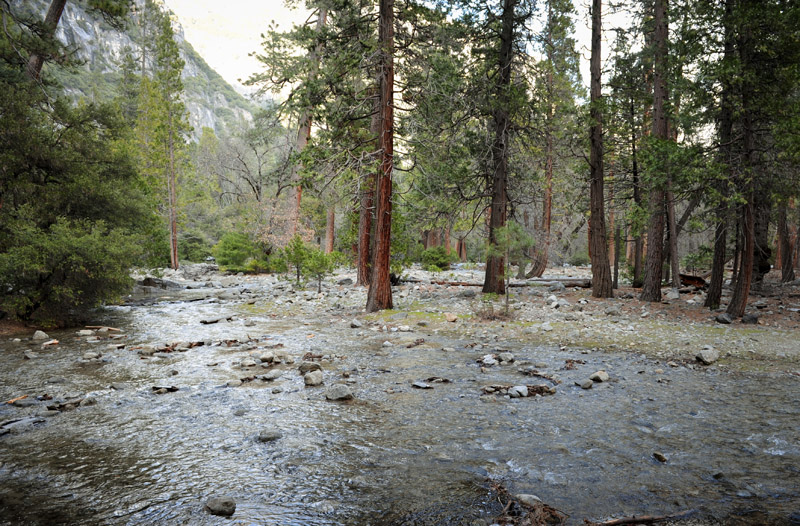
[
  {"left": 205, "top": 496, "right": 236, "bottom": 517},
  {"left": 257, "top": 429, "right": 283, "bottom": 443}
]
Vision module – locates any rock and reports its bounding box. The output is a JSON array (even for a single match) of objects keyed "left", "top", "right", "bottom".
[
  {"left": 337, "top": 278, "right": 354, "bottom": 286},
  {"left": 548, "top": 282, "right": 566, "bottom": 292},
  {"left": 262, "top": 369, "right": 282, "bottom": 381},
  {"left": 742, "top": 313, "right": 759, "bottom": 325},
  {"left": 304, "top": 370, "right": 324, "bottom": 386},
  {"left": 605, "top": 306, "right": 621, "bottom": 316},
  {"left": 716, "top": 313, "right": 733, "bottom": 324},
  {"left": 272, "top": 386, "right": 284, "bottom": 394},
  {"left": 82, "top": 351, "right": 102, "bottom": 360},
  {"left": 509, "top": 386, "right": 528, "bottom": 398},
  {"left": 32, "top": 330, "right": 49, "bottom": 340},
  {"left": 589, "top": 370, "right": 609, "bottom": 382},
  {"left": 299, "top": 361, "right": 322, "bottom": 374},
  {"left": 325, "top": 384, "right": 354, "bottom": 400},
  {"left": 398, "top": 325, "right": 412, "bottom": 332},
  {"left": 412, "top": 381, "right": 432, "bottom": 389},
  {"left": 458, "top": 289, "right": 477, "bottom": 298},
  {"left": 516, "top": 494, "right": 542, "bottom": 507},
  {"left": 259, "top": 352, "right": 275, "bottom": 363},
  {"left": 350, "top": 319, "right": 363, "bottom": 328},
  {"left": 696, "top": 347, "right": 720, "bottom": 365},
  {"left": 240, "top": 358, "right": 257, "bottom": 368},
  {"left": 665, "top": 289, "right": 681, "bottom": 301},
  {"left": 226, "top": 379, "right": 243, "bottom": 387},
  {"left": 23, "top": 350, "right": 38, "bottom": 360},
  {"left": 257, "top": 429, "right": 283, "bottom": 442},
  {"left": 481, "top": 354, "right": 498, "bottom": 366},
  {"left": 205, "top": 496, "right": 236, "bottom": 517},
  {"left": 445, "top": 313, "right": 458, "bottom": 322},
  {"left": 138, "top": 346, "right": 156, "bottom": 356},
  {"left": 498, "top": 352, "right": 514, "bottom": 363},
  {"left": 78, "top": 329, "right": 94, "bottom": 336},
  {"left": 541, "top": 322, "right": 553, "bottom": 332},
  {"left": 79, "top": 397, "right": 96, "bottom": 407},
  {"left": 653, "top": 452, "right": 668, "bottom": 463},
  {"left": 579, "top": 380, "right": 593, "bottom": 390}
]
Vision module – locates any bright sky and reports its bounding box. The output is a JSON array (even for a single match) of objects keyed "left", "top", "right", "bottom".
[
  {"left": 162, "top": 0, "right": 311, "bottom": 94},
  {"left": 162, "top": 0, "right": 616, "bottom": 95}
]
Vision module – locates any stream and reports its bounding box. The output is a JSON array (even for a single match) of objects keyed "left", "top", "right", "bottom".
[{"left": 1, "top": 280, "right": 799, "bottom": 525}]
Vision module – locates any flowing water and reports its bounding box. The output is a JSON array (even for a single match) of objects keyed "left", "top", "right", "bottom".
[{"left": 1, "top": 285, "right": 799, "bottom": 525}]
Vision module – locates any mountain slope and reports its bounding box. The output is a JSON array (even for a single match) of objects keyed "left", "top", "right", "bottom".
[{"left": 32, "top": 0, "right": 259, "bottom": 138}]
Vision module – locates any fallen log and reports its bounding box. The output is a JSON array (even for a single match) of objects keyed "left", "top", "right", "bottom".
[{"left": 5, "top": 395, "right": 28, "bottom": 404}]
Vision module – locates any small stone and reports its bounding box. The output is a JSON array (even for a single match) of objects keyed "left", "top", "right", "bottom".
[
  {"left": 298, "top": 361, "right": 322, "bottom": 374},
  {"left": 226, "top": 379, "right": 243, "bottom": 387},
  {"left": 23, "top": 350, "right": 38, "bottom": 360},
  {"left": 482, "top": 354, "right": 498, "bottom": 366},
  {"left": 516, "top": 494, "right": 542, "bottom": 506},
  {"left": 589, "top": 370, "right": 610, "bottom": 382},
  {"left": 605, "top": 306, "right": 621, "bottom": 316},
  {"left": 445, "top": 313, "right": 458, "bottom": 322},
  {"left": 32, "top": 330, "right": 49, "bottom": 340},
  {"left": 398, "top": 325, "right": 412, "bottom": 332},
  {"left": 579, "top": 380, "right": 593, "bottom": 390},
  {"left": 696, "top": 348, "right": 720, "bottom": 365},
  {"left": 272, "top": 386, "right": 284, "bottom": 394},
  {"left": 509, "top": 386, "right": 528, "bottom": 398},
  {"left": 350, "top": 319, "right": 363, "bottom": 328},
  {"left": 337, "top": 278, "right": 354, "bottom": 286},
  {"left": 83, "top": 351, "right": 102, "bottom": 360},
  {"left": 498, "top": 352, "right": 514, "bottom": 363},
  {"left": 653, "top": 452, "right": 668, "bottom": 463},
  {"left": 741, "top": 313, "right": 759, "bottom": 325},
  {"left": 259, "top": 352, "right": 275, "bottom": 363},
  {"left": 382, "top": 341, "right": 393, "bottom": 347},
  {"left": 304, "top": 370, "right": 324, "bottom": 386},
  {"left": 325, "top": 384, "right": 354, "bottom": 400},
  {"left": 441, "top": 347, "right": 455, "bottom": 352},
  {"left": 79, "top": 397, "right": 96, "bottom": 407},
  {"left": 78, "top": 330, "right": 94, "bottom": 336},
  {"left": 240, "top": 358, "right": 257, "bottom": 367},
  {"left": 262, "top": 369, "right": 282, "bottom": 381},
  {"left": 541, "top": 322, "right": 553, "bottom": 332},
  {"left": 205, "top": 496, "right": 236, "bottom": 517},
  {"left": 716, "top": 313, "right": 733, "bottom": 324},
  {"left": 412, "top": 381, "right": 432, "bottom": 389},
  {"left": 666, "top": 289, "right": 681, "bottom": 301},
  {"left": 257, "top": 430, "right": 283, "bottom": 442}
]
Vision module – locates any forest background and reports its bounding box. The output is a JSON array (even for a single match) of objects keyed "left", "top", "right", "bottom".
[{"left": 0, "top": 0, "right": 798, "bottom": 325}]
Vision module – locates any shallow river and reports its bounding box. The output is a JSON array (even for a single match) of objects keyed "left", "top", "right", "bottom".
[{"left": 1, "top": 287, "right": 799, "bottom": 525}]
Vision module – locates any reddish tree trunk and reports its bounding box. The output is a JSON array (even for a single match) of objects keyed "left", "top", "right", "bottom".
[
  {"left": 26, "top": 0, "right": 67, "bottom": 80},
  {"left": 366, "top": 0, "right": 394, "bottom": 312},
  {"left": 588, "top": 0, "right": 612, "bottom": 298}
]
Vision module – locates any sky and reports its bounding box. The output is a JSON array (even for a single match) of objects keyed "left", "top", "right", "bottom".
[{"left": 162, "top": 0, "right": 612, "bottom": 96}]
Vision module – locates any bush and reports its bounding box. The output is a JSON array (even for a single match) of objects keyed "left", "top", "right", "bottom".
[
  {"left": 421, "top": 246, "right": 454, "bottom": 271},
  {"left": 179, "top": 231, "right": 213, "bottom": 263},
  {"left": 568, "top": 251, "right": 590, "bottom": 266},
  {"left": 212, "top": 233, "right": 255, "bottom": 270},
  {"left": 0, "top": 218, "right": 139, "bottom": 326},
  {"left": 305, "top": 249, "right": 336, "bottom": 292}
]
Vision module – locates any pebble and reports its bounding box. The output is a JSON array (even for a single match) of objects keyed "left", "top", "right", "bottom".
[
  {"left": 304, "top": 370, "right": 324, "bottom": 386},
  {"left": 445, "top": 313, "right": 458, "bottom": 322},
  {"left": 696, "top": 347, "right": 719, "bottom": 365},
  {"left": 325, "top": 384, "right": 354, "bottom": 400},
  {"left": 742, "top": 313, "right": 759, "bottom": 325},
  {"left": 350, "top": 319, "right": 363, "bottom": 328},
  {"left": 498, "top": 352, "right": 514, "bottom": 363},
  {"left": 78, "top": 330, "right": 94, "bottom": 336},
  {"left": 83, "top": 351, "right": 102, "bottom": 360},
  {"left": 257, "top": 430, "right": 283, "bottom": 442},
  {"left": 262, "top": 369, "right": 282, "bottom": 381},
  {"left": 259, "top": 352, "right": 275, "bottom": 363},
  {"left": 298, "top": 361, "right": 321, "bottom": 374},
  {"left": 515, "top": 494, "right": 542, "bottom": 506},
  {"left": 23, "top": 350, "right": 38, "bottom": 360},
  {"left": 272, "top": 386, "right": 284, "bottom": 394},
  {"left": 32, "top": 330, "right": 49, "bottom": 340},
  {"left": 240, "top": 358, "right": 257, "bottom": 367},
  {"left": 412, "top": 381, "right": 432, "bottom": 389},
  {"left": 482, "top": 355, "right": 498, "bottom": 366},
  {"left": 578, "top": 380, "right": 593, "bottom": 390},
  {"left": 589, "top": 370, "right": 609, "bottom": 382},
  {"left": 509, "top": 386, "right": 528, "bottom": 398},
  {"left": 382, "top": 341, "right": 392, "bottom": 347},
  {"left": 205, "top": 496, "right": 236, "bottom": 517},
  {"left": 716, "top": 313, "right": 733, "bottom": 324},
  {"left": 226, "top": 379, "right": 243, "bottom": 387},
  {"left": 653, "top": 452, "right": 668, "bottom": 463}
]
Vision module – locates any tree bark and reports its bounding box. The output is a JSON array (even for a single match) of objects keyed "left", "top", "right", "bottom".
[
  {"left": 666, "top": 183, "right": 680, "bottom": 288},
  {"left": 366, "top": 0, "right": 394, "bottom": 312},
  {"left": 168, "top": 115, "right": 179, "bottom": 270},
  {"left": 640, "top": 0, "right": 668, "bottom": 302},
  {"left": 777, "top": 204, "right": 794, "bottom": 282},
  {"left": 588, "top": 0, "right": 612, "bottom": 298},
  {"left": 325, "top": 206, "right": 335, "bottom": 254},
  {"left": 26, "top": 0, "right": 67, "bottom": 80},
  {"left": 357, "top": 92, "right": 381, "bottom": 286},
  {"left": 482, "top": 0, "right": 516, "bottom": 295},
  {"left": 631, "top": 98, "right": 644, "bottom": 287}
]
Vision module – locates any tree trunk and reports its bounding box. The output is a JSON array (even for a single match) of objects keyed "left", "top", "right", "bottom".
[
  {"left": 640, "top": 0, "right": 668, "bottom": 302},
  {"left": 482, "top": 0, "right": 516, "bottom": 295},
  {"left": 630, "top": 97, "right": 644, "bottom": 288},
  {"left": 457, "top": 239, "right": 467, "bottom": 261},
  {"left": 777, "top": 203, "right": 795, "bottom": 282},
  {"left": 613, "top": 222, "right": 621, "bottom": 289},
  {"left": 325, "top": 206, "right": 335, "bottom": 254},
  {"left": 357, "top": 93, "right": 381, "bottom": 286},
  {"left": 366, "top": 0, "right": 394, "bottom": 312},
  {"left": 588, "top": 0, "right": 612, "bottom": 298},
  {"left": 26, "top": 0, "right": 67, "bottom": 80},
  {"left": 666, "top": 183, "right": 680, "bottom": 288},
  {"left": 168, "top": 116, "right": 179, "bottom": 270}
]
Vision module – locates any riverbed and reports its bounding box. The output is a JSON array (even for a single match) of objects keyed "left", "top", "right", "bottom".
[{"left": 1, "top": 268, "right": 799, "bottom": 525}]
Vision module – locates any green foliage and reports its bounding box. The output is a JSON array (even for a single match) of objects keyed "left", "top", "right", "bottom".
[
  {"left": 682, "top": 244, "right": 714, "bottom": 272},
  {"left": 421, "top": 246, "right": 455, "bottom": 271},
  {"left": 283, "top": 235, "right": 311, "bottom": 284},
  {"left": 305, "top": 249, "right": 337, "bottom": 293},
  {"left": 179, "top": 231, "right": 213, "bottom": 262},
  {"left": 568, "top": 252, "right": 590, "bottom": 267},
  {"left": 212, "top": 233, "right": 255, "bottom": 269}
]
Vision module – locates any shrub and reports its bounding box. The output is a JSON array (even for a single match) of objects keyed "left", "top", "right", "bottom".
[
  {"left": 179, "top": 231, "right": 212, "bottom": 263},
  {"left": 212, "top": 233, "right": 255, "bottom": 270},
  {"left": 305, "top": 249, "right": 336, "bottom": 293},
  {"left": 568, "top": 251, "right": 590, "bottom": 266},
  {"left": 421, "top": 246, "right": 454, "bottom": 271}
]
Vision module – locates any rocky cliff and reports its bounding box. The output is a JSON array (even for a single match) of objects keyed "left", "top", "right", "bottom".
[{"left": 30, "top": 0, "right": 259, "bottom": 139}]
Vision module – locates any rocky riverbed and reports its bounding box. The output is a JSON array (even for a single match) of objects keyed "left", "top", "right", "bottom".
[{"left": 1, "top": 264, "right": 799, "bottom": 525}]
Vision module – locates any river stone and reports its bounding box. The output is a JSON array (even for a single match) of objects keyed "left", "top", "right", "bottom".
[
  {"left": 412, "top": 381, "right": 432, "bottom": 389},
  {"left": 259, "top": 352, "right": 275, "bottom": 363},
  {"left": 459, "top": 289, "right": 477, "bottom": 298},
  {"left": 445, "top": 313, "right": 458, "bottom": 322},
  {"left": 257, "top": 429, "right": 283, "bottom": 442},
  {"left": 653, "top": 452, "right": 668, "bottom": 463},
  {"left": 262, "top": 369, "right": 282, "bottom": 381},
  {"left": 304, "top": 370, "right": 324, "bottom": 386},
  {"left": 541, "top": 322, "right": 553, "bottom": 332},
  {"left": 666, "top": 289, "right": 681, "bottom": 301},
  {"left": 78, "top": 329, "right": 94, "bottom": 336},
  {"left": 548, "top": 282, "right": 566, "bottom": 292},
  {"left": 516, "top": 494, "right": 542, "bottom": 506},
  {"left": 696, "top": 347, "right": 720, "bottom": 365},
  {"left": 509, "top": 386, "right": 528, "bottom": 398},
  {"left": 138, "top": 346, "right": 156, "bottom": 356},
  {"left": 32, "top": 330, "right": 49, "bottom": 340},
  {"left": 350, "top": 319, "right": 363, "bottom": 328},
  {"left": 205, "top": 496, "right": 236, "bottom": 517},
  {"left": 299, "top": 361, "right": 322, "bottom": 374},
  {"left": 226, "top": 379, "right": 243, "bottom": 387},
  {"left": 338, "top": 278, "right": 354, "bottom": 286},
  {"left": 605, "top": 306, "right": 621, "bottom": 316},
  {"left": 579, "top": 380, "right": 594, "bottom": 390},
  {"left": 398, "top": 325, "right": 412, "bottom": 332},
  {"left": 716, "top": 313, "right": 733, "bottom": 324},
  {"left": 590, "top": 370, "right": 609, "bottom": 382},
  {"left": 482, "top": 354, "right": 498, "bottom": 366},
  {"left": 272, "top": 386, "right": 283, "bottom": 394},
  {"left": 23, "top": 350, "right": 38, "bottom": 360},
  {"left": 742, "top": 313, "right": 759, "bottom": 325},
  {"left": 83, "top": 351, "right": 102, "bottom": 360},
  {"left": 240, "top": 358, "right": 257, "bottom": 368},
  {"left": 325, "top": 384, "right": 354, "bottom": 401},
  {"left": 498, "top": 352, "right": 514, "bottom": 363}
]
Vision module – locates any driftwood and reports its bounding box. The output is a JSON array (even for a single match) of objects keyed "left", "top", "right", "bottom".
[
  {"left": 5, "top": 395, "right": 28, "bottom": 404},
  {"left": 585, "top": 509, "right": 696, "bottom": 525}
]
